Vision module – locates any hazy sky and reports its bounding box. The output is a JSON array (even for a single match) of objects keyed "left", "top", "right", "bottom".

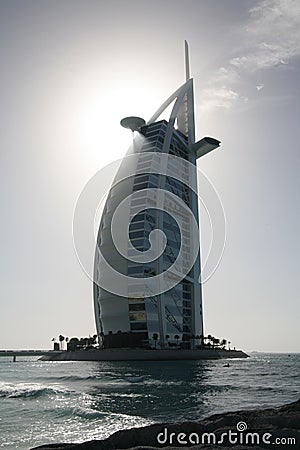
[{"left": 0, "top": 0, "right": 299, "bottom": 352}]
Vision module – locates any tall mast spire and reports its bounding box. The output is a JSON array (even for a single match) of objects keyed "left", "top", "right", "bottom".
[
  {"left": 185, "top": 40, "right": 190, "bottom": 81},
  {"left": 147, "top": 41, "right": 196, "bottom": 144},
  {"left": 183, "top": 40, "right": 195, "bottom": 145}
]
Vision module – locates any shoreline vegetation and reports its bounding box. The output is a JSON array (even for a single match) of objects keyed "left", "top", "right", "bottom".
[
  {"left": 51, "top": 334, "right": 238, "bottom": 353},
  {"left": 32, "top": 399, "right": 299, "bottom": 449}
]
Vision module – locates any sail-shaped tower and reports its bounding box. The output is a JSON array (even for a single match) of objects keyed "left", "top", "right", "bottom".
[{"left": 93, "top": 42, "right": 220, "bottom": 349}]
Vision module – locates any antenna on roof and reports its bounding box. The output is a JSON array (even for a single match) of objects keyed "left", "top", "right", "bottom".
[{"left": 184, "top": 40, "right": 190, "bottom": 81}]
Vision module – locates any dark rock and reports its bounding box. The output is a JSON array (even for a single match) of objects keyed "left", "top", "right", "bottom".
[{"left": 31, "top": 399, "right": 299, "bottom": 450}]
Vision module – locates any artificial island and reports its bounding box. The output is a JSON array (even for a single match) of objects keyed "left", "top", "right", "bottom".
[{"left": 42, "top": 42, "right": 248, "bottom": 362}]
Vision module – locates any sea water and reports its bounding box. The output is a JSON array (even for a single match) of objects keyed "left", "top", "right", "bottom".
[{"left": 0, "top": 353, "right": 299, "bottom": 449}]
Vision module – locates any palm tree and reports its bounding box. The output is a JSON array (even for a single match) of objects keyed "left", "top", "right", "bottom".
[
  {"left": 152, "top": 333, "right": 158, "bottom": 349},
  {"left": 92, "top": 334, "right": 98, "bottom": 346},
  {"left": 206, "top": 334, "right": 213, "bottom": 347},
  {"left": 213, "top": 337, "right": 220, "bottom": 348},
  {"left": 228, "top": 341, "right": 231, "bottom": 350},
  {"left": 174, "top": 334, "right": 180, "bottom": 346},
  {"left": 205, "top": 335, "right": 213, "bottom": 347},
  {"left": 220, "top": 338, "right": 227, "bottom": 349},
  {"left": 69, "top": 337, "right": 79, "bottom": 351},
  {"left": 58, "top": 335, "right": 65, "bottom": 351}
]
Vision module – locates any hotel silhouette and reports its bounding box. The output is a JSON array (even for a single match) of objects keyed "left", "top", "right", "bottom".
[{"left": 93, "top": 42, "right": 220, "bottom": 350}]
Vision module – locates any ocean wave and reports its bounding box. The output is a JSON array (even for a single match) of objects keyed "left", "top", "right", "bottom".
[
  {"left": 37, "top": 373, "right": 135, "bottom": 383},
  {"left": 72, "top": 405, "right": 106, "bottom": 420},
  {"left": 143, "top": 379, "right": 184, "bottom": 387},
  {"left": 110, "top": 392, "right": 152, "bottom": 398},
  {"left": 35, "top": 374, "right": 97, "bottom": 382},
  {"left": 122, "top": 375, "right": 145, "bottom": 383},
  {"left": 0, "top": 382, "right": 71, "bottom": 399}
]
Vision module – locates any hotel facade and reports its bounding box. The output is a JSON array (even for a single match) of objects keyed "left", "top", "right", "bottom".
[{"left": 93, "top": 42, "right": 220, "bottom": 349}]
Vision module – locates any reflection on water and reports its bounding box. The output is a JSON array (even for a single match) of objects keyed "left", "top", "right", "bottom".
[{"left": 84, "top": 360, "right": 212, "bottom": 422}]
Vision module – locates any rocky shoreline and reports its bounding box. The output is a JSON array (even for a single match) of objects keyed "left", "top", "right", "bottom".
[{"left": 32, "top": 399, "right": 299, "bottom": 450}]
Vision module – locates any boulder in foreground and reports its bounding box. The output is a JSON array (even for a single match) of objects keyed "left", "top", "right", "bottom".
[{"left": 32, "top": 399, "right": 299, "bottom": 449}]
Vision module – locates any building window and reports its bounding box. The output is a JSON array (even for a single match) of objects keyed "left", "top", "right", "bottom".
[
  {"left": 129, "top": 311, "right": 146, "bottom": 321},
  {"left": 130, "top": 322, "right": 147, "bottom": 331},
  {"left": 128, "top": 297, "right": 145, "bottom": 303},
  {"left": 129, "top": 303, "right": 145, "bottom": 311}
]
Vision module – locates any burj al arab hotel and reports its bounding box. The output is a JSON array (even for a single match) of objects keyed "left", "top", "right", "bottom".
[{"left": 93, "top": 42, "right": 220, "bottom": 350}]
